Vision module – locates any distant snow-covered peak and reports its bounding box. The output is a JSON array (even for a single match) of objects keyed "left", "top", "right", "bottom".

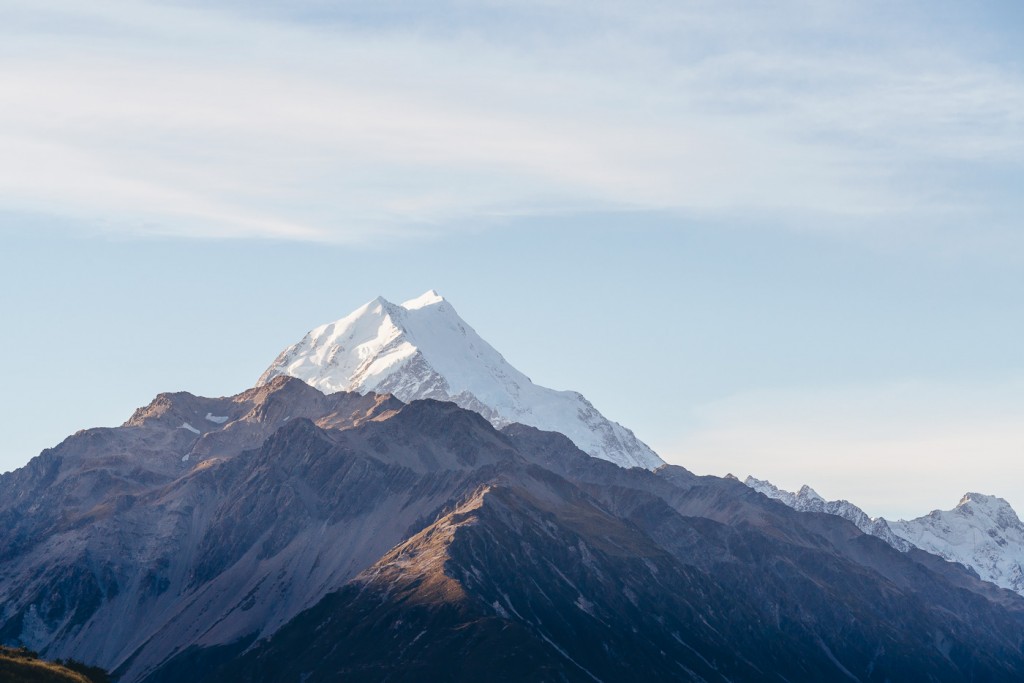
[
  {"left": 745, "top": 476, "right": 796, "bottom": 505},
  {"left": 743, "top": 476, "right": 912, "bottom": 553},
  {"left": 797, "top": 485, "right": 824, "bottom": 502},
  {"left": 889, "top": 492, "right": 1024, "bottom": 594},
  {"left": 259, "top": 291, "right": 663, "bottom": 470},
  {"left": 745, "top": 475, "right": 1024, "bottom": 596},
  {"left": 401, "top": 289, "right": 445, "bottom": 310},
  {"left": 953, "top": 493, "right": 1021, "bottom": 526}
]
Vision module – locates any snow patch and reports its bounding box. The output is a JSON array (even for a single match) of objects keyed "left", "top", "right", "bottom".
[
  {"left": 537, "top": 632, "right": 604, "bottom": 683},
  {"left": 205, "top": 413, "right": 229, "bottom": 424},
  {"left": 180, "top": 422, "right": 200, "bottom": 435},
  {"left": 575, "top": 596, "right": 596, "bottom": 616}
]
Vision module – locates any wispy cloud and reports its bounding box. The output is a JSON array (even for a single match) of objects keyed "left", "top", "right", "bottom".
[{"left": 2, "top": 0, "right": 1022, "bottom": 243}]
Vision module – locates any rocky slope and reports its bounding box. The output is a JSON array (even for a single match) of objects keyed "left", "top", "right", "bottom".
[
  {"left": 744, "top": 477, "right": 1024, "bottom": 595},
  {"left": 3, "top": 379, "right": 1024, "bottom": 681},
  {"left": 186, "top": 424, "right": 1024, "bottom": 683},
  {"left": 0, "top": 378, "right": 472, "bottom": 682},
  {"left": 258, "top": 291, "right": 662, "bottom": 469}
]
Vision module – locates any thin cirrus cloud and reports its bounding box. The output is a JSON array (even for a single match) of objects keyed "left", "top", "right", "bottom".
[{"left": 1, "top": 0, "right": 1022, "bottom": 244}]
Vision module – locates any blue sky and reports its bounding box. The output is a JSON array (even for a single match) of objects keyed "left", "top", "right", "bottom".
[{"left": 1, "top": 0, "right": 1022, "bottom": 518}]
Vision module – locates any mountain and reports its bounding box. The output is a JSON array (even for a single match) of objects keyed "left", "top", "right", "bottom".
[
  {"left": 744, "top": 477, "right": 1024, "bottom": 596},
  {"left": 744, "top": 476, "right": 913, "bottom": 552},
  {"left": 890, "top": 493, "right": 1024, "bottom": 595},
  {"left": 3, "top": 379, "right": 1024, "bottom": 681},
  {"left": 258, "top": 291, "right": 662, "bottom": 470},
  {"left": 0, "top": 378, "right": 492, "bottom": 682}
]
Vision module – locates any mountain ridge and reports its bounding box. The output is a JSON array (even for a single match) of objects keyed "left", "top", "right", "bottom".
[
  {"left": 744, "top": 476, "right": 913, "bottom": 552},
  {"left": 744, "top": 476, "right": 1024, "bottom": 595},
  {"left": 4, "top": 379, "right": 1024, "bottom": 681}
]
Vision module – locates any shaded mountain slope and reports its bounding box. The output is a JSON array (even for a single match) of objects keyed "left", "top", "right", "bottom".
[
  {"left": 0, "top": 379, "right": 520, "bottom": 682},
  {"left": 3, "top": 380, "right": 1024, "bottom": 682},
  {"left": 205, "top": 427, "right": 1024, "bottom": 682},
  {"left": 210, "top": 461, "right": 1024, "bottom": 683}
]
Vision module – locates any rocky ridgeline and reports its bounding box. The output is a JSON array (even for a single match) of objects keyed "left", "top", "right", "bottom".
[{"left": 744, "top": 477, "right": 1024, "bottom": 595}]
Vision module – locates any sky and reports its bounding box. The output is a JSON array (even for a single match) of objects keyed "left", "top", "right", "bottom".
[{"left": 1, "top": 0, "right": 1022, "bottom": 519}]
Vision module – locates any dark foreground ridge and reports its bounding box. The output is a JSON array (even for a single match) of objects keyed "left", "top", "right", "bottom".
[
  {"left": 0, "top": 645, "right": 110, "bottom": 683},
  {"left": 1, "top": 376, "right": 1023, "bottom": 682}
]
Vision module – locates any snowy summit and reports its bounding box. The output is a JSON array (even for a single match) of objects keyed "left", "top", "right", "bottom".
[
  {"left": 745, "top": 477, "right": 1024, "bottom": 595},
  {"left": 259, "top": 290, "right": 663, "bottom": 469},
  {"left": 889, "top": 493, "right": 1024, "bottom": 595}
]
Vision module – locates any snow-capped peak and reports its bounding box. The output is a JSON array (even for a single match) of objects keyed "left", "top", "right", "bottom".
[
  {"left": 744, "top": 476, "right": 912, "bottom": 552},
  {"left": 258, "top": 292, "right": 663, "bottom": 470},
  {"left": 401, "top": 289, "right": 445, "bottom": 310},
  {"left": 953, "top": 493, "right": 1021, "bottom": 527},
  {"left": 744, "top": 476, "right": 1024, "bottom": 596},
  {"left": 797, "top": 484, "right": 824, "bottom": 502},
  {"left": 888, "top": 492, "right": 1024, "bottom": 594}
]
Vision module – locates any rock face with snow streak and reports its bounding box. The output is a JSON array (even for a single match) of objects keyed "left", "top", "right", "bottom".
[
  {"left": 744, "top": 476, "right": 912, "bottom": 552},
  {"left": 258, "top": 290, "right": 662, "bottom": 470},
  {"left": 744, "top": 477, "right": 1024, "bottom": 596},
  {"left": 889, "top": 493, "right": 1024, "bottom": 595}
]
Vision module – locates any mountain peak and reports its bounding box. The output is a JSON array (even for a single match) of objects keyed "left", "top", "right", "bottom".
[
  {"left": 950, "top": 492, "right": 1022, "bottom": 531},
  {"left": 259, "top": 292, "right": 663, "bottom": 469},
  {"left": 797, "top": 484, "right": 824, "bottom": 502},
  {"left": 401, "top": 289, "right": 445, "bottom": 310},
  {"left": 957, "top": 492, "right": 1010, "bottom": 510},
  {"left": 890, "top": 492, "right": 1024, "bottom": 594}
]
